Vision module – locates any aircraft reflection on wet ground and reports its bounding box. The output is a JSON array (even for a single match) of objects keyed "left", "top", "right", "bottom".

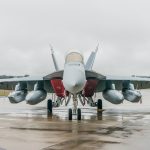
[
  {"left": 0, "top": 90, "right": 150, "bottom": 149},
  {"left": 0, "top": 105, "right": 150, "bottom": 150}
]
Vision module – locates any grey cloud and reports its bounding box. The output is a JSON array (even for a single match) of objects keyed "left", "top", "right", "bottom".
[{"left": 0, "top": 0, "right": 150, "bottom": 76}]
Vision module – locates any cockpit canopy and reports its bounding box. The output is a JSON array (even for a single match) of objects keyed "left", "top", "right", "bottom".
[{"left": 65, "top": 52, "right": 84, "bottom": 64}]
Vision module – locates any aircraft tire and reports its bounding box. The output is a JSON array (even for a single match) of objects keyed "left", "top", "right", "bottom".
[
  {"left": 97, "top": 99, "right": 102, "bottom": 111},
  {"left": 77, "top": 108, "right": 81, "bottom": 120},
  {"left": 47, "top": 99, "right": 53, "bottom": 113},
  {"left": 68, "top": 108, "right": 72, "bottom": 120}
]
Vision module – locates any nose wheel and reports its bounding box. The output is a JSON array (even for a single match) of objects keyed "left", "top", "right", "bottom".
[{"left": 68, "top": 108, "right": 81, "bottom": 120}]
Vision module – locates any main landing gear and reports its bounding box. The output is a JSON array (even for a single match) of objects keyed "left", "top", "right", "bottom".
[
  {"left": 77, "top": 108, "right": 81, "bottom": 120},
  {"left": 97, "top": 99, "right": 103, "bottom": 120},
  {"left": 97, "top": 99, "right": 103, "bottom": 111},
  {"left": 47, "top": 99, "right": 53, "bottom": 114},
  {"left": 47, "top": 95, "right": 103, "bottom": 121},
  {"left": 68, "top": 108, "right": 72, "bottom": 120}
]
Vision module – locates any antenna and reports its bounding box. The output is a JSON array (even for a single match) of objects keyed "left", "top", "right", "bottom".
[{"left": 49, "top": 44, "right": 59, "bottom": 71}]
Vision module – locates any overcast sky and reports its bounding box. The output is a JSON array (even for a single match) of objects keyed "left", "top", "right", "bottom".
[{"left": 0, "top": 0, "right": 150, "bottom": 76}]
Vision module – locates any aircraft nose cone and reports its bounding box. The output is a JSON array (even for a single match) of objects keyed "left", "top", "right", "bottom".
[
  {"left": 63, "top": 65, "right": 86, "bottom": 94},
  {"left": 70, "top": 81, "right": 77, "bottom": 87},
  {"left": 64, "top": 80, "right": 83, "bottom": 94},
  {"left": 68, "top": 81, "right": 77, "bottom": 89}
]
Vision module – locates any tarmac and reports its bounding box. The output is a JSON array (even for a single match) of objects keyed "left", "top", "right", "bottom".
[{"left": 0, "top": 90, "right": 150, "bottom": 150}]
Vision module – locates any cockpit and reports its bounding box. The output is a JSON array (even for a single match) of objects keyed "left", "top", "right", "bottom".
[{"left": 65, "top": 52, "right": 84, "bottom": 64}]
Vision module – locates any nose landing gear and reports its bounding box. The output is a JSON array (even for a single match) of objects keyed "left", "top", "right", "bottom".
[
  {"left": 68, "top": 94, "right": 82, "bottom": 120},
  {"left": 68, "top": 108, "right": 81, "bottom": 120}
]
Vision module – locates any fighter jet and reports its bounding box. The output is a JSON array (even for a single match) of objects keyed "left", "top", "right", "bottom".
[{"left": 0, "top": 45, "right": 149, "bottom": 120}]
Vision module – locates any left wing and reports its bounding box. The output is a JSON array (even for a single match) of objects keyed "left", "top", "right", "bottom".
[{"left": 91, "top": 73, "right": 150, "bottom": 92}]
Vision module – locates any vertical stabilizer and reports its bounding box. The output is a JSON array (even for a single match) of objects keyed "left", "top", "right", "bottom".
[
  {"left": 85, "top": 44, "right": 99, "bottom": 70},
  {"left": 49, "top": 44, "right": 59, "bottom": 71}
]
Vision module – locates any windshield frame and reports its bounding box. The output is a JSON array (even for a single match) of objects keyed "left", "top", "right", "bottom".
[{"left": 65, "top": 52, "right": 84, "bottom": 64}]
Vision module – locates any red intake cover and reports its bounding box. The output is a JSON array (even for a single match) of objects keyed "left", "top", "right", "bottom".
[
  {"left": 83, "top": 80, "right": 98, "bottom": 97},
  {"left": 51, "top": 79, "right": 65, "bottom": 97}
]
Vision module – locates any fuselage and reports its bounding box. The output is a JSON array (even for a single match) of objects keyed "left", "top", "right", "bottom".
[{"left": 62, "top": 51, "right": 86, "bottom": 94}]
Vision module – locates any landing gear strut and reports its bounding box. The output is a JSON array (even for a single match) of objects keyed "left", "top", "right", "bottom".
[{"left": 72, "top": 94, "right": 78, "bottom": 114}]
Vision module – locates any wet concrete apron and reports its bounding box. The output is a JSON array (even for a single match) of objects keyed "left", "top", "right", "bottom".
[
  {"left": 0, "top": 89, "right": 150, "bottom": 150},
  {"left": 0, "top": 107, "right": 149, "bottom": 150}
]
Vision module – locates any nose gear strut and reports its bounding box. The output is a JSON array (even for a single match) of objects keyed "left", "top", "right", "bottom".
[{"left": 68, "top": 94, "right": 81, "bottom": 120}]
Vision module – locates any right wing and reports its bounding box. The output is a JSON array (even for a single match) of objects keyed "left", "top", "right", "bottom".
[
  {"left": 0, "top": 76, "right": 46, "bottom": 91},
  {"left": 0, "top": 75, "right": 55, "bottom": 92}
]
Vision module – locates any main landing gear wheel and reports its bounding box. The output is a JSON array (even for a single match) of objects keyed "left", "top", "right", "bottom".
[
  {"left": 68, "top": 108, "right": 72, "bottom": 120},
  {"left": 97, "top": 99, "right": 103, "bottom": 120},
  {"left": 47, "top": 99, "right": 53, "bottom": 114},
  {"left": 77, "top": 108, "right": 81, "bottom": 120},
  {"left": 97, "top": 99, "right": 102, "bottom": 112}
]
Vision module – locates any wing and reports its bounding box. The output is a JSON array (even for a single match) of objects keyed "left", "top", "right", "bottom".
[
  {"left": 0, "top": 75, "right": 54, "bottom": 92},
  {"left": 89, "top": 72, "right": 150, "bottom": 92},
  {"left": 0, "top": 70, "right": 65, "bottom": 92},
  {"left": 1, "top": 70, "right": 150, "bottom": 93},
  {"left": 0, "top": 71, "right": 62, "bottom": 92}
]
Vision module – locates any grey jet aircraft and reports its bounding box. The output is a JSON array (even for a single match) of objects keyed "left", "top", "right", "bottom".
[{"left": 0, "top": 45, "right": 149, "bottom": 120}]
